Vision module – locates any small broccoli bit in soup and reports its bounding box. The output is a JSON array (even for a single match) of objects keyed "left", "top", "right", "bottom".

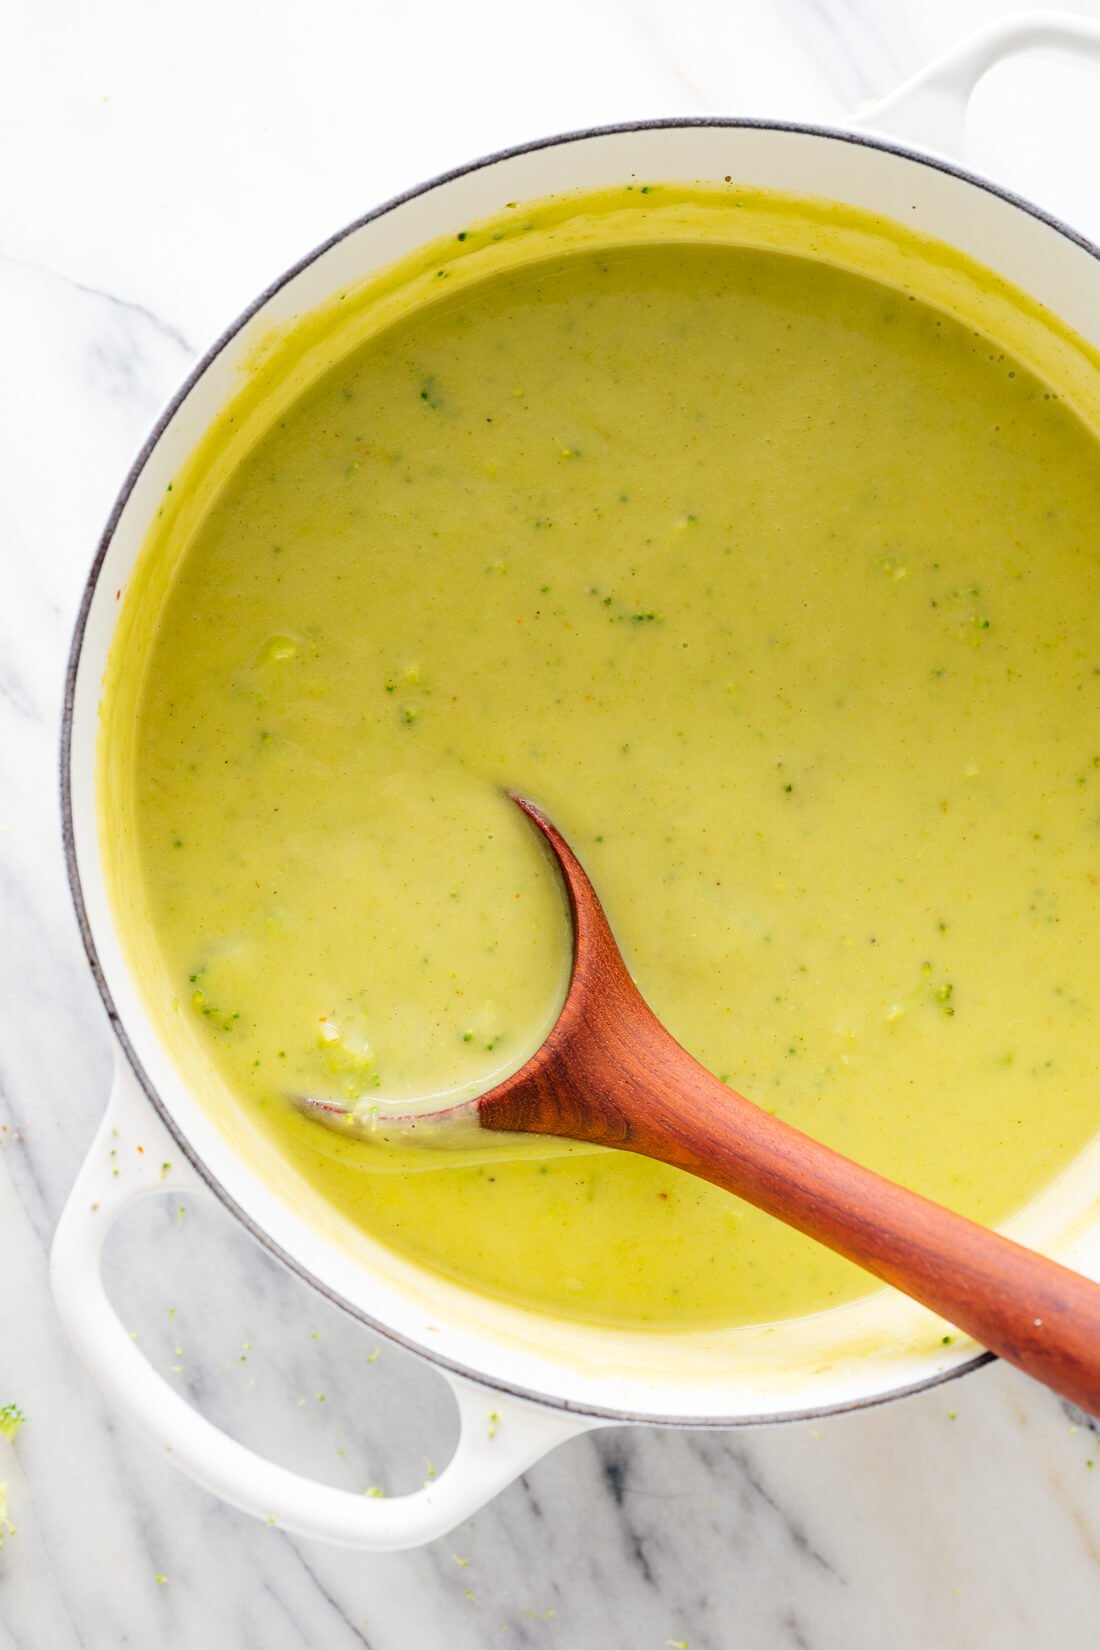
[{"left": 111, "top": 186, "right": 1100, "bottom": 1331}]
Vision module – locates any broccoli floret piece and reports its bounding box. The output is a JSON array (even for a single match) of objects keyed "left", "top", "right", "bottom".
[{"left": 0, "top": 1405, "right": 25, "bottom": 1443}]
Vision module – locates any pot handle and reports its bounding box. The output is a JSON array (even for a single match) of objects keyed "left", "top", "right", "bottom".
[
  {"left": 853, "top": 12, "right": 1100, "bottom": 160},
  {"left": 51, "top": 1059, "right": 594, "bottom": 1550}
]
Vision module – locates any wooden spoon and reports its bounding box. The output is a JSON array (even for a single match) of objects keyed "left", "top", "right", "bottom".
[{"left": 306, "top": 794, "right": 1100, "bottom": 1415}]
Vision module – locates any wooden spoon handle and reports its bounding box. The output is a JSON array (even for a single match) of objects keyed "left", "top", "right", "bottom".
[
  {"left": 498, "top": 1000, "right": 1100, "bottom": 1414},
  {"left": 618, "top": 1045, "right": 1100, "bottom": 1416},
  {"left": 483, "top": 798, "right": 1100, "bottom": 1415}
]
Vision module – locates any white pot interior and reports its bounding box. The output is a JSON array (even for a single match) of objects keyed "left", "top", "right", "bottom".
[{"left": 67, "top": 120, "right": 1100, "bottom": 1424}]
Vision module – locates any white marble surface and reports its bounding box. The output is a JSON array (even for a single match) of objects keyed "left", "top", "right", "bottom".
[{"left": 5, "top": 1, "right": 1100, "bottom": 1644}]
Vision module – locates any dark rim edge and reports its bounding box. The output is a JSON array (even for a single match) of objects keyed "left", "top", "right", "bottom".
[{"left": 61, "top": 111, "right": 1100, "bottom": 1429}]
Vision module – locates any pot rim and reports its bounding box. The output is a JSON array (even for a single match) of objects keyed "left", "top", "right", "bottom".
[{"left": 65, "top": 111, "right": 1100, "bottom": 1427}]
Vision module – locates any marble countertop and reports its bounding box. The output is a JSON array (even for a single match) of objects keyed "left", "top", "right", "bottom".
[{"left": 5, "top": 1, "right": 1100, "bottom": 1644}]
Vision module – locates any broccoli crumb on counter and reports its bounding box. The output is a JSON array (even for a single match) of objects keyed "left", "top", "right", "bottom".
[
  {"left": 0, "top": 1422, "right": 18, "bottom": 1554},
  {"left": 0, "top": 1405, "right": 24, "bottom": 1444}
]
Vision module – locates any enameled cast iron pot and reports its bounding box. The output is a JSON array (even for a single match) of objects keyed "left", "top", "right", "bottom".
[{"left": 54, "top": 15, "right": 1100, "bottom": 1549}]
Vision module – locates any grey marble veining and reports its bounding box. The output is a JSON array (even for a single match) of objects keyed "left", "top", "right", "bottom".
[
  {"left": 772, "top": 0, "right": 916, "bottom": 105},
  {"left": 5, "top": 1, "right": 1100, "bottom": 1644}
]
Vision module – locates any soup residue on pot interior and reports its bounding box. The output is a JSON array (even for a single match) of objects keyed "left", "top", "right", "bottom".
[{"left": 104, "top": 185, "right": 1100, "bottom": 1330}]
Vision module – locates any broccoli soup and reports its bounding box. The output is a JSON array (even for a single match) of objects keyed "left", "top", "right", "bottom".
[{"left": 105, "top": 186, "right": 1100, "bottom": 1330}]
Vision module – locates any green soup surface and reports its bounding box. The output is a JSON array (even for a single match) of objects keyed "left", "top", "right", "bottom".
[{"left": 120, "top": 204, "right": 1100, "bottom": 1329}]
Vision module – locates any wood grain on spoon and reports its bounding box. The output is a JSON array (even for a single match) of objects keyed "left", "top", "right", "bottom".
[{"left": 476, "top": 795, "right": 1100, "bottom": 1417}]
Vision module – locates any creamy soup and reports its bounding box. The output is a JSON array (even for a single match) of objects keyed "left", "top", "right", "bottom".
[{"left": 106, "top": 187, "right": 1100, "bottom": 1330}]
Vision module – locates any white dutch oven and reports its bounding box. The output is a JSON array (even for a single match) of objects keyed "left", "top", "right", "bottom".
[{"left": 54, "top": 13, "right": 1100, "bottom": 1550}]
